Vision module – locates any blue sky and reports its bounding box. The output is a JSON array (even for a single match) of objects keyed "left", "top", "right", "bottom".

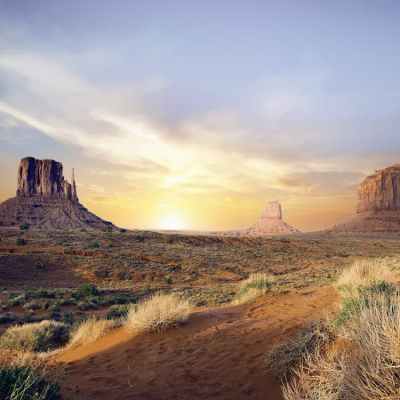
[{"left": 1, "top": 0, "right": 400, "bottom": 230}]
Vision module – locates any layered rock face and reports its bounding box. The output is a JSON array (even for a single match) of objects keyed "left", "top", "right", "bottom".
[
  {"left": 16, "top": 157, "right": 78, "bottom": 201},
  {"left": 0, "top": 157, "right": 115, "bottom": 230},
  {"left": 333, "top": 164, "right": 400, "bottom": 233},
  {"left": 357, "top": 165, "right": 400, "bottom": 213}
]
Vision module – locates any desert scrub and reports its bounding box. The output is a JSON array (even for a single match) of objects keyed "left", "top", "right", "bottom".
[
  {"left": 106, "top": 304, "right": 130, "bottom": 320},
  {"left": 266, "top": 321, "right": 335, "bottom": 379},
  {"left": 126, "top": 293, "right": 192, "bottom": 333},
  {"left": 336, "top": 258, "right": 397, "bottom": 298},
  {"left": 282, "top": 262, "right": 400, "bottom": 400},
  {"left": 0, "top": 320, "right": 70, "bottom": 352},
  {"left": 0, "top": 352, "right": 60, "bottom": 400},
  {"left": 0, "top": 365, "right": 60, "bottom": 400},
  {"left": 67, "top": 317, "right": 117, "bottom": 348},
  {"left": 334, "top": 281, "right": 397, "bottom": 328},
  {"left": 283, "top": 294, "right": 400, "bottom": 400},
  {"left": 73, "top": 283, "right": 99, "bottom": 299},
  {"left": 232, "top": 273, "right": 273, "bottom": 305}
]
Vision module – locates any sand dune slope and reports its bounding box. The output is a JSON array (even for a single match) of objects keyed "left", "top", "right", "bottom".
[{"left": 56, "top": 287, "right": 338, "bottom": 400}]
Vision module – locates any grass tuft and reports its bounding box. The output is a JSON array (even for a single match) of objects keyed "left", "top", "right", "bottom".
[
  {"left": 232, "top": 273, "right": 273, "bottom": 305},
  {"left": 0, "top": 320, "right": 69, "bottom": 352},
  {"left": 67, "top": 317, "right": 117, "bottom": 348},
  {"left": 126, "top": 293, "right": 192, "bottom": 333}
]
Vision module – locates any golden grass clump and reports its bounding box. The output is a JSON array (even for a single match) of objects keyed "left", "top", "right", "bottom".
[
  {"left": 283, "top": 265, "right": 400, "bottom": 400},
  {"left": 0, "top": 320, "right": 69, "bottom": 353},
  {"left": 232, "top": 273, "right": 273, "bottom": 305},
  {"left": 68, "top": 318, "right": 116, "bottom": 348},
  {"left": 340, "top": 293, "right": 400, "bottom": 399},
  {"left": 126, "top": 293, "right": 192, "bottom": 333},
  {"left": 336, "top": 258, "right": 397, "bottom": 298},
  {"left": 0, "top": 350, "right": 61, "bottom": 400},
  {"left": 266, "top": 321, "right": 334, "bottom": 379}
]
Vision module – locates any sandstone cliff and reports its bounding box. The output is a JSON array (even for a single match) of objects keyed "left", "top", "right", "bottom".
[
  {"left": 0, "top": 157, "right": 115, "bottom": 230},
  {"left": 17, "top": 157, "right": 78, "bottom": 201},
  {"left": 333, "top": 164, "right": 400, "bottom": 233},
  {"left": 357, "top": 164, "right": 400, "bottom": 213}
]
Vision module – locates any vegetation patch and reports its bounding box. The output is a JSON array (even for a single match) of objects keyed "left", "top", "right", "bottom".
[
  {"left": 68, "top": 317, "right": 117, "bottom": 348},
  {"left": 232, "top": 273, "right": 273, "bottom": 305},
  {"left": 126, "top": 293, "right": 192, "bottom": 333},
  {"left": 0, "top": 320, "right": 70, "bottom": 352},
  {"left": 0, "top": 365, "right": 60, "bottom": 400},
  {"left": 282, "top": 259, "right": 400, "bottom": 400}
]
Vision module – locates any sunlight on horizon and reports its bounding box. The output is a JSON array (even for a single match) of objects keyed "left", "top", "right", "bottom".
[{"left": 157, "top": 213, "right": 188, "bottom": 231}]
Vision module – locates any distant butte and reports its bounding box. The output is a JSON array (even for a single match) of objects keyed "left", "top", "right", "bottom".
[
  {"left": 224, "top": 201, "right": 300, "bottom": 237},
  {"left": 332, "top": 164, "right": 400, "bottom": 233},
  {"left": 0, "top": 157, "right": 116, "bottom": 230},
  {"left": 246, "top": 201, "right": 300, "bottom": 236}
]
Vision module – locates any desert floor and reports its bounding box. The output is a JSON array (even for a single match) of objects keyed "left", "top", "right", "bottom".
[{"left": 1, "top": 228, "right": 400, "bottom": 399}]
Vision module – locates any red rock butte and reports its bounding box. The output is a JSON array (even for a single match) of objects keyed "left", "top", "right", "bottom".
[
  {"left": 333, "top": 164, "right": 400, "bottom": 233},
  {"left": 0, "top": 157, "right": 115, "bottom": 230},
  {"left": 245, "top": 201, "right": 300, "bottom": 236}
]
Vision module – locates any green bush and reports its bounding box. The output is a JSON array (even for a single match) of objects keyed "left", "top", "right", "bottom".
[
  {"left": 16, "top": 238, "right": 27, "bottom": 246},
  {"left": 88, "top": 241, "right": 101, "bottom": 249},
  {"left": 0, "top": 320, "right": 70, "bottom": 352},
  {"left": 106, "top": 304, "right": 130, "bottom": 320},
  {"left": 0, "top": 365, "right": 60, "bottom": 400},
  {"left": 19, "top": 223, "right": 30, "bottom": 231},
  {"left": 334, "top": 281, "right": 397, "bottom": 328},
  {"left": 74, "top": 283, "right": 99, "bottom": 299}
]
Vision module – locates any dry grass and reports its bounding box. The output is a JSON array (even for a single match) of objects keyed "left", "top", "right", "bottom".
[
  {"left": 340, "top": 293, "right": 400, "bottom": 399},
  {"left": 0, "top": 320, "right": 69, "bottom": 352},
  {"left": 67, "top": 318, "right": 117, "bottom": 348},
  {"left": 126, "top": 293, "right": 192, "bottom": 333},
  {"left": 336, "top": 258, "right": 397, "bottom": 298},
  {"left": 283, "top": 291, "right": 400, "bottom": 399},
  {"left": 0, "top": 350, "right": 61, "bottom": 400},
  {"left": 266, "top": 321, "right": 334, "bottom": 379},
  {"left": 232, "top": 273, "right": 273, "bottom": 305},
  {"left": 283, "top": 342, "right": 345, "bottom": 400}
]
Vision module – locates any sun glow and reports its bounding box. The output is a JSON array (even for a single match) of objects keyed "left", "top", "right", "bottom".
[{"left": 158, "top": 214, "right": 187, "bottom": 231}]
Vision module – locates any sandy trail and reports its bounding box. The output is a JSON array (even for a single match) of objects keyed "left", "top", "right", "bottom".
[{"left": 56, "top": 286, "right": 339, "bottom": 400}]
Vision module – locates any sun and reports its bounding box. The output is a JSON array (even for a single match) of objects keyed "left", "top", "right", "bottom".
[{"left": 158, "top": 214, "right": 187, "bottom": 231}]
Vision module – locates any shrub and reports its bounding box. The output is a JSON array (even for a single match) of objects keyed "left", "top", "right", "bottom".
[
  {"left": 16, "top": 238, "right": 27, "bottom": 246},
  {"left": 88, "top": 241, "right": 101, "bottom": 249},
  {"left": 0, "top": 365, "right": 60, "bottom": 400},
  {"left": 68, "top": 318, "right": 116, "bottom": 348},
  {"left": 336, "top": 259, "right": 397, "bottom": 298},
  {"left": 23, "top": 300, "right": 43, "bottom": 311},
  {"left": 106, "top": 304, "right": 130, "bottom": 320},
  {"left": 0, "top": 320, "right": 70, "bottom": 352},
  {"left": 232, "top": 273, "right": 273, "bottom": 305},
  {"left": 126, "top": 293, "right": 192, "bottom": 333},
  {"left": 334, "top": 280, "right": 397, "bottom": 328},
  {"left": 19, "top": 223, "right": 30, "bottom": 231},
  {"left": 266, "top": 322, "right": 335, "bottom": 379},
  {"left": 283, "top": 262, "right": 400, "bottom": 400},
  {"left": 74, "top": 283, "right": 99, "bottom": 299}
]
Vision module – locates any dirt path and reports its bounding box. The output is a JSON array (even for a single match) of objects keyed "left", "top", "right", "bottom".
[{"left": 57, "top": 286, "right": 339, "bottom": 400}]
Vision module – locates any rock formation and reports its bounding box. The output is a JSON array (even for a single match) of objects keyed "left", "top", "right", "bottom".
[
  {"left": 357, "top": 164, "right": 400, "bottom": 213},
  {"left": 0, "top": 157, "right": 115, "bottom": 230},
  {"left": 333, "top": 164, "right": 400, "bottom": 233},
  {"left": 246, "top": 201, "right": 300, "bottom": 236},
  {"left": 222, "top": 201, "right": 300, "bottom": 237}
]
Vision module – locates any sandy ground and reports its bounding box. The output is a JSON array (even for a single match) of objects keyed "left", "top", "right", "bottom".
[{"left": 56, "top": 286, "right": 339, "bottom": 400}]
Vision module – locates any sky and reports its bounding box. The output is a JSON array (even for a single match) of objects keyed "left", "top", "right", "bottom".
[{"left": 1, "top": 0, "right": 400, "bottom": 231}]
